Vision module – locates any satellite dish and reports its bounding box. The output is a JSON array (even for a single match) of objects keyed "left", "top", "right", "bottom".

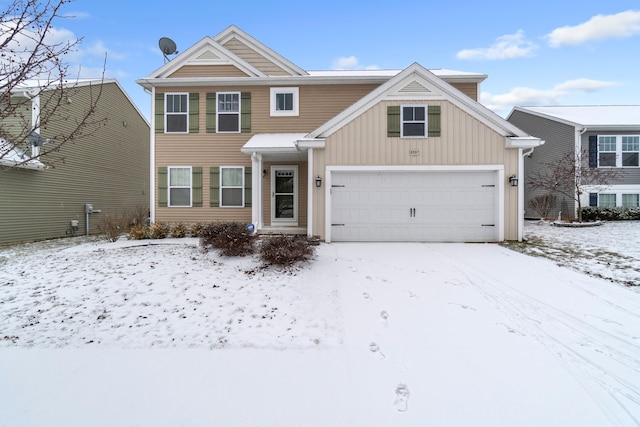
[{"left": 159, "top": 37, "right": 178, "bottom": 62}]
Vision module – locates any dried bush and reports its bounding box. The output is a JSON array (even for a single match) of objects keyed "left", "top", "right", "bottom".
[
  {"left": 122, "top": 204, "right": 150, "bottom": 228},
  {"left": 529, "top": 193, "right": 557, "bottom": 219},
  {"left": 189, "top": 222, "right": 205, "bottom": 237},
  {"left": 97, "top": 212, "right": 127, "bottom": 242},
  {"left": 170, "top": 222, "right": 188, "bottom": 238},
  {"left": 200, "top": 222, "right": 256, "bottom": 256},
  {"left": 259, "top": 235, "right": 316, "bottom": 267},
  {"left": 148, "top": 222, "right": 170, "bottom": 239},
  {"left": 129, "top": 224, "right": 149, "bottom": 240}
]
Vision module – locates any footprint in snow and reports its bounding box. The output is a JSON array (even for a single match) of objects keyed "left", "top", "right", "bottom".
[
  {"left": 394, "top": 383, "right": 410, "bottom": 412},
  {"left": 363, "top": 292, "right": 372, "bottom": 301},
  {"left": 369, "top": 342, "right": 386, "bottom": 359},
  {"left": 449, "top": 302, "right": 477, "bottom": 311}
]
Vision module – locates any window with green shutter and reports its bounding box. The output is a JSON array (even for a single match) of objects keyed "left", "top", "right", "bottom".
[
  {"left": 155, "top": 94, "right": 164, "bottom": 134},
  {"left": 387, "top": 104, "right": 441, "bottom": 138},
  {"left": 189, "top": 93, "right": 199, "bottom": 133},
  {"left": 157, "top": 167, "right": 167, "bottom": 206},
  {"left": 206, "top": 93, "right": 216, "bottom": 133},
  {"left": 210, "top": 166, "right": 252, "bottom": 207}
]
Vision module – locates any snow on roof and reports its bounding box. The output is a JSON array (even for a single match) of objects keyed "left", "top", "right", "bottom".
[
  {"left": 241, "top": 133, "right": 308, "bottom": 151},
  {"left": 307, "top": 68, "right": 486, "bottom": 81},
  {"left": 517, "top": 106, "right": 640, "bottom": 128}
]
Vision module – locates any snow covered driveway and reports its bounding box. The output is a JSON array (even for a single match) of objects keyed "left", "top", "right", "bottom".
[{"left": 0, "top": 238, "right": 639, "bottom": 426}]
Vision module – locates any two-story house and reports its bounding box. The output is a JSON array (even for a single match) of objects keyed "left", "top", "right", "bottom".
[
  {"left": 137, "top": 25, "right": 542, "bottom": 242},
  {"left": 0, "top": 79, "right": 150, "bottom": 245},
  {"left": 508, "top": 106, "right": 640, "bottom": 219}
]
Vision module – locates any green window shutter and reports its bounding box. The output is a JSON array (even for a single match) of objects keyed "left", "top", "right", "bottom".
[
  {"left": 210, "top": 166, "right": 220, "bottom": 207},
  {"left": 244, "top": 167, "right": 252, "bottom": 207},
  {"left": 158, "top": 167, "right": 168, "bottom": 207},
  {"left": 241, "top": 92, "right": 251, "bottom": 133},
  {"left": 428, "top": 105, "right": 441, "bottom": 137},
  {"left": 155, "top": 93, "right": 164, "bottom": 133},
  {"left": 189, "top": 93, "right": 199, "bottom": 133},
  {"left": 206, "top": 93, "right": 216, "bottom": 133},
  {"left": 192, "top": 167, "right": 202, "bottom": 207},
  {"left": 387, "top": 105, "right": 400, "bottom": 137}
]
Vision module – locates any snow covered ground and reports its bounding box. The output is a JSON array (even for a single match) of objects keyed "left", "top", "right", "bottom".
[{"left": 0, "top": 222, "right": 639, "bottom": 426}]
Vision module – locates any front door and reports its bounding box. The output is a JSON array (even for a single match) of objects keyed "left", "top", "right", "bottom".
[{"left": 271, "top": 166, "right": 298, "bottom": 225}]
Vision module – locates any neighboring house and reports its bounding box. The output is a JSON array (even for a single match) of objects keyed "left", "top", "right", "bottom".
[
  {"left": 137, "top": 25, "right": 542, "bottom": 242},
  {"left": 0, "top": 79, "right": 150, "bottom": 245},
  {"left": 508, "top": 106, "right": 640, "bottom": 219}
]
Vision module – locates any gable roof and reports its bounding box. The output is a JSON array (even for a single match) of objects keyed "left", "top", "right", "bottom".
[
  {"left": 510, "top": 106, "right": 640, "bottom": 131},
  {"left": 307, "top": 63, "right": 531, "bottom": 141}
]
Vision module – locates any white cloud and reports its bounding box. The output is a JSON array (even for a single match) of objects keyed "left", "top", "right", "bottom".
[
  {"left": 331, "top": 56, "right": 379, "bottom": 70},
  {"left": 456, "top": 30, "right": 537, "bottom": 60},
  {"left": 546, "top": 10, "right": 640, "bottom": 47},
  {"left": 78, "top": 40, "right": 126, "bottom": 61},
  {"left": 481, "top": 78, "right": 617, "bottom": 112}
]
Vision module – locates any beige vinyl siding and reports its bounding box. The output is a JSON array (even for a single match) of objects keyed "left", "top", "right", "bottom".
[
  {"left": 0, "top": 82, "right": 150, "bottom": 245},
  {"left": 168, "top": 65, "right": 250, "bottom": 78},
  {"left": 448, "top": 82, "right": 478, "bottom": 101},
  {"left": 222, "top": 39, "right": 290, "bottom": 76},
  {"left": 310, "top": 100, "right": 520, "bottom": 240}
]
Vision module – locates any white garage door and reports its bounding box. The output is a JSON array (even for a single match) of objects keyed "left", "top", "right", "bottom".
[{"left": 330, "top": 170, "right": 498, "bottom": 242}]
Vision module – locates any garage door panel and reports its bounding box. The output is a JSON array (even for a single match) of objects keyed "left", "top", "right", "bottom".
[{"left": 331, "top": 170, "right": 498, "bottom": 242}]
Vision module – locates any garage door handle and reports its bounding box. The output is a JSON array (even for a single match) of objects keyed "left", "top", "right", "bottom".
[
  {"left": 481, "top": 224, "right": 495, "bottom": 227},
  {"left": 409, "top": 208, "right": 416, "bottom": 217}
]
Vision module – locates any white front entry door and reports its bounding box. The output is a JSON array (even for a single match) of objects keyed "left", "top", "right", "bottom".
[{"left": 271, "top": 166, "right": 298, "bottom": 225}]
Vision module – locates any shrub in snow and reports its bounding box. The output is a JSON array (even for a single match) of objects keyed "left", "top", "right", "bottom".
[
  {"left": 128, "top": 224, "right": 149, "bottom": 240},
  {"left": 189, "top": 222, "right": 205, "bottom": 237},
  {"left": 259, "top": 235, "right": 315, "bottom": 267},
  {"left": 170, "top": 222, "right": 188, "bottom": 238},
  {"left": 97, "top": 212, "right": 126, "bottom": 242},
  {"left": 581, "top": 206, "right": 640, "bottom": 222},
  {"left": 148, "top": 222, "right": 170, "bottom": 239},
  {"left": 199, "top": 222, "right": 256, "bottom": 257}
]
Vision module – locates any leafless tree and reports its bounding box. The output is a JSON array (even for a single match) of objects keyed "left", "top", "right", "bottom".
[
  {"left": 0, "top": 0, "right": 106, "bottom": 171},
  {"left": 527, "top": 150, "right": 619, "bottom": 222}
]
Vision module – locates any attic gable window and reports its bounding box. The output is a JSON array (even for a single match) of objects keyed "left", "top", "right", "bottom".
[
  {"left": 217, "top": 92, "right": 240, "bottom": 132},
  {"left": 401, "top": 105, "right": 426, "bottom": 137},
  {"left": 270, "top": 87, "right": 299, "bottom": 116},
  {"left": 165, "top": 93, "right": 188, "bottom": 133}
]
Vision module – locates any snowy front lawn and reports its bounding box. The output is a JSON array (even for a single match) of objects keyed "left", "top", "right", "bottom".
[{"left": 0, "top": 227, "right": 639, "bottom": 426}]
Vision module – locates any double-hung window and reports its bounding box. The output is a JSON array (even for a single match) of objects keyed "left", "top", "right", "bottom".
[
  {"left": 270, "top": 87, "right": 299, "bottom": 116},
  {"left": 401, "top": 105, "right": 427, "bottom": 137},
  {"left": 217, "top": 92, "right": 240, "bottom": 132},
  {"left": 220, "top": 166, "right": 243, "bottom": 207},
  {"left": 598, "top": 194, "right": 616, "bottom": 207},
  {"left": 168, "top": 166, "right": 191, "bottom": 206},
  {"left": 598, "top": 136, "right": 617, "bottom": 167},
  {"left": 165, "top": 93, "right": 188, "bottom": 133},
  {"left": 622, "top": 194, "right": 640, "bottom": 208},
  {"left": 622, "top": 136, "right": 639, "bottom": 167}
]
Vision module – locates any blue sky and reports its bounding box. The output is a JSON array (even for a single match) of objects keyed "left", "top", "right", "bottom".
[{"left": 48, "top": 0, "right": 640, "bottom": 120}]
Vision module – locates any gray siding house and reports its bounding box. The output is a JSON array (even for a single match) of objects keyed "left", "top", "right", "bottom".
[
  {"left": 0, "top": 80, "right": 150, "bottom": 245},
  {"left": 508, "top": 106, "right": 640, "bottom": 219}
]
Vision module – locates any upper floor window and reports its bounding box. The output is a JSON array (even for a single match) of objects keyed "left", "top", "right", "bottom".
[
  {"left": 165, "top": 93, "right": 188, "bottom": 133},
  {"left": 597, "top": 135, "right": 639, "bottom": 167},
  {"left": 401, "top": 105, "right": 427, "bottom": 137},
  {"left": 217, "top": 92, "right": 240, "bottom": 132},
  {"left": 270, "top": 87, "right": 299, "bottom": 116},
  {"left": 168, "top": 166, "right": 191, "bottom": 206}
]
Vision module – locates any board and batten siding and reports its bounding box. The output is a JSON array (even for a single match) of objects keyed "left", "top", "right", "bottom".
[
  {"left": 0, "top": 82, "right": 150, "bottom": 245},
  {"left": 310, "top": 100, "right": 520, "bottom": 240},
  {"left": 507, "top": 110, "right": 576, "bottom": 219}
]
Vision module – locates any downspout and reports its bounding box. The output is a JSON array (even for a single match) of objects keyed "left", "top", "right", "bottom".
[
  {"left": 149, "top": 87, "right": 156, "bottom": 224},
  {"left": 518, "top": 147, "right": 536, "bottom": 242},
  {"left": 575, "top": 127, "right": 588, "bottom": 218}
]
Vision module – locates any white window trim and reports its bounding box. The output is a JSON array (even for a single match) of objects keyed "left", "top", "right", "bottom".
[
  {"left": 270, "top": 87, "right": 299, "bottom": 117},
  {"left": 216, "top": 92, "right": 241, "bottom": 133},
  {"left": 220, "top": 166, "right": 244, "bottom": 208},
  {"left": 168, "top": 166, "right": 192, "bottom": 207},
  {"left": 597, "top": 135, "right": 640, "bottom": 168},
  {"left": 581, "top": 185, "right": 640, "bottom": 208},
  {"left": 400, "top": 104, "right": 427, "bottom": 138},
  {"left": 165, "top": 93, "right": 189, "bottom": 134}
]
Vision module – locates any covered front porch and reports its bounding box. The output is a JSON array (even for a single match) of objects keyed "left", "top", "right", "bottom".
[{"left": 241, "top": 133, "right": 325, "bottom": 237}]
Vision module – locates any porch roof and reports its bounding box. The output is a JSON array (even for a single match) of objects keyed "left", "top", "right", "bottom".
[{"left": 241, "top": 133, "right": 309, "bottom": 161}]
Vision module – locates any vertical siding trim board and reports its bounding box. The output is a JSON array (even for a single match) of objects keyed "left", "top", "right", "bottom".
[
  {"left": 158, "top": 167, "right": 168, "bottom": 207},
  {"left": 155, "top": 94, "right": 164, "bottom": 133},
  {"left": 189, "top": 93, "right": 199, "bottom": 133},
  {"left": 210, "top": 166, "right": 220, "bottom": 207},
  {"left": 206, "top": 93, "right": 216, "bottom": 133}
]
